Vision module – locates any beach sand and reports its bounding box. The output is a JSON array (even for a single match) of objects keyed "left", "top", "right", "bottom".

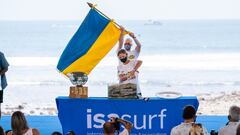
[
  {"left": 197, "top": 90, "right": 240, "bottom": 115},
  {"left": 2, "top": 87, "right": 239, "bottom": 115}
]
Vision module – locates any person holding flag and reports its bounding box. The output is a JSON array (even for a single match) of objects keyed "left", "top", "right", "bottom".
[{"left": 117, "top": 26, "right": 142, "bottom": 61}]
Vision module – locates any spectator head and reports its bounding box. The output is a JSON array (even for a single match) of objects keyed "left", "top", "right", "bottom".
[
  {"left": 5, "top": 130, "right": 12, "bottom": 135},
  {"left": 0, "top": 126, "right": 4, "bottom": 135},
  {"left": 51, "top": 131, "right": 62, "bottom": 135},
  {"left": 103, "top": 122, "right": 115, "bottom": 135},
  {"left": 228, "top": 105, "right": 240, "bottom": 122},
  {"left": 66, "top": 130, "right": 75, "bottom": 135},
  {"left": 182, "top": 105, "right": 197, "bottom": 121},
  {"left": 189, "top": 123, "right": 204, "bottom": 135},
  {"left": 11, "top": 111, "right": 29, "bottom": 135},
  {"left": 237, "top": 124, "right": 240, "bottom": 135}
]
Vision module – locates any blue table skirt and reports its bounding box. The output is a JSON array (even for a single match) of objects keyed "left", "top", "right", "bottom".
[{"left": 56, "top": 96, "right": 199, "bottom": 135}]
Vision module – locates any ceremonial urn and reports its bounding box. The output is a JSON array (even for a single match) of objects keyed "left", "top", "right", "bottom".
[{"left": 68, "top": 72, "right": 88, "bottom": 98}]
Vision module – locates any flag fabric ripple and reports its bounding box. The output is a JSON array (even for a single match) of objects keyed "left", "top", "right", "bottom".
[{"left": 57, "top": 9, "right": 121, "bottom": 76}]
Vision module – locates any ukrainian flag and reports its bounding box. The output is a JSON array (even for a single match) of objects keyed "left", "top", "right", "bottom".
[{"left": 57, "top": 8, "right": 121, "bottom": 76}]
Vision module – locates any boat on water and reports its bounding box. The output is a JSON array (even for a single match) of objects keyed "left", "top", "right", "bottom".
[{"left": 144, "top": 19, "right": 162, "bottom": 26}]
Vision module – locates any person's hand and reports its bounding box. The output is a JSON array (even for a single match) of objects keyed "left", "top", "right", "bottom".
[
  {"left": 110, "top": 117, "right": 117, "bottom": 123},
  {"left": 129, "top": 70, "right": 135, "bottom": 76},
  {"left": 129, "top": 70, "right": 136, "bottom": 79},
  {"left": 129, "top": 32, "right": 136, "bottom": 38},
  {"left": 130, "top": 75, "right": 136, "bottom": 79},
  {"left": 119, "top": 74, "right": 128, "bottom": 82},
  {"left": 119, "top": 26, "right": 125, "bottom": 32}
]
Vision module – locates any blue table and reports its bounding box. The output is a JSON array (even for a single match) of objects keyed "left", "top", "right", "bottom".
[{"left": 56, "top": 97, "right": 199, "bottom": 135}]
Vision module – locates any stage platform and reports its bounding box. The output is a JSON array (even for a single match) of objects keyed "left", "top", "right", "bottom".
[{"left": 0, "top": 115, "right": 227, "bottom": 134}]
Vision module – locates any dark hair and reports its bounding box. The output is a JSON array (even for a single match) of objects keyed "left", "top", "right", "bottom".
[
  {"left": 51, "top": 131, "right": 62, "bottom": 135},
  {"left": 189, "top": 123, "right": 204, "bottom": 135},
  {"left": 229, "top": 105, "right": 240, "bottom": 121},
  {"left": 182, "top": 105, "right": 196, "bottom": 120},
  {"left": 237, "top": 124, "right": 240, "bottom": 135},
  {"left": 117, "top": 49, "right": 127, "bottom": 56},
  {"left": 0, "top": 126, "right": 4, "bottom": 135},
  {"left": 66, "top": 130, "right": 75, "bottom": 135},
  {"left": 5, "top": 130, "right": 12, "bottom": 135},
  {"left": 103, "top": 122, "right": 115, "bottom": 134},
  {"left": 11, "top": 111, "right": 29, "bottom": 135}
]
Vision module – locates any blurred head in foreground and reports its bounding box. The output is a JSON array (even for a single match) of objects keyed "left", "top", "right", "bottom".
[
  {"left": 182, "top": 105, "right": 197, "bottom": 122},
  {"left": 51, "top": 131, "right": 62, "bottom": 135},
  {"left": 103, "top": 122, "right": 115, "bottom": 135},
  {"left": 237, "top": 124, "right": 240, "bottom": 135},
  {"left": 189, "top": 123, "right": 204, "bottom": 135},
  {"left": 11, "top": 111, "right": 29, "bottom": 135},
  {"left": 0, "top": 126, "right": 4, "bottom": 135},
  {"left": 66, "top": 131, "right": 75, "bottom": 135},
  {"left": 170, "top": 105, "right": 208, "bottom": 135},
  {"left": 228, "top": 105, "right": 240, "bottom": 122}
]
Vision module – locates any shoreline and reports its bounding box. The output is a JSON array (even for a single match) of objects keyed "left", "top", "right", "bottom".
[{"left": 2, "top": 90, "right": 240, "bottom": 116}]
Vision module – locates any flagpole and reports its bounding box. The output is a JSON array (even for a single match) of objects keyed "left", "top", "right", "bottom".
[{"left": 87, "top": 2, "right": 130, "bottom": 34}]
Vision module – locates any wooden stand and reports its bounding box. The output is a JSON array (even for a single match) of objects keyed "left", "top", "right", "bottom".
[{"left": 69, "top": 86, "right": 88, "bottom": 98}]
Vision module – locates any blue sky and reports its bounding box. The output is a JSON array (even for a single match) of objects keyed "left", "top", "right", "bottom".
[{"left": 0, "top": 0, "right": 240, "bottom": 20}]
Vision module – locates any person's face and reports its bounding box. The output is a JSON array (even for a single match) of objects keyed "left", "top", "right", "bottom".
[
  {"left": 118, "top": 53, "right": 127, "bottom": 59},
  {"left": 124, "top": 39, "right": 132, "bottom": 51},
  {"left": 125, "top": 39, "right": 132, "bottom": 45}
]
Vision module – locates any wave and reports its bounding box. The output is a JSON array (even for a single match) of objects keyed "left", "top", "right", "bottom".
[
  {"left": 51, "top": 24, "right": 78, "bottom": 29},
  {"left": 7, "top": 57, "right": 58, "bottom": 66},
  {"left": 7, "top": 53, "right": 240, "bottom": 70},
  {"left": 8, "top": 81, "right": 68, "bottom": 86},
  {"left": 7, "top": 80, "right": 240, "bottom": 87}
]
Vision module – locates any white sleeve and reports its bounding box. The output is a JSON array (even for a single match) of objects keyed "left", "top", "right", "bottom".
[
  {"left": 203, "top": 127, "right": 209, "bottom": 135},
  {"left": 134, "top": 50, "right": 139, "bottom": 59},
  {"left": 117, "top": 66, "right": 121, "bottom": 75},
  {"left": 218, "top": 128, "right": 224, "bottom": 135},
  {"left": 116, "top": 48, "right": 120, "bottom": 54},
  {"left": 119, "top": 129, "right": 129, "bottom": 135},
  {"left": 170, "top": 128, "right": 177, "bottom": 135},
  {"left": 132, "top": 60, "right": 138, "bottom": 67}
]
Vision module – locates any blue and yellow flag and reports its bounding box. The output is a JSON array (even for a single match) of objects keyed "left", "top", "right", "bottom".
[{"left": 57, "top": 9, "right": 121, "bottom": 76}]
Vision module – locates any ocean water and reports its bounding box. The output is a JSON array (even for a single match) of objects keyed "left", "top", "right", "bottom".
[{"left": 0, "top": 20, "right": 240, "bottom": 114}]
